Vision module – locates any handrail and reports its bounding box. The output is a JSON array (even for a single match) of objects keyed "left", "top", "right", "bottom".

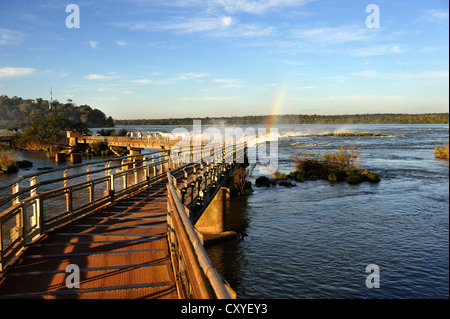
[
  {"left": 0, "top": 149, "right": 168, "bottom": 193},
  {"left": 167, "top": 169, "right": 232, "bottom": 299}
]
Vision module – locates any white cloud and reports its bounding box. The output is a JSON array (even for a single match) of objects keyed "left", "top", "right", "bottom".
[
  {"left": 213, "top": 78, "right": 243, "bottom": 88},
  {"left": 93, "top": 96, "right": 120, "bottom": 101},
  {"left": 298, "top": 86, "right": 317, "bottom": 90},
  {"left": 116, "top": 40, "right": 131, "bottom": 46},
  {"left": 291, "top": 25, "right": 368, "bottom": 43},
  {"left": 84, "top": 73, "right": 119, "bottom": 80},
  {"left": 113, "top": 16, "right": 273, "bottom": 38},
  {"left": 160, "top": 0, "right": 313, "bottom": 14},
  {"left": 0, "top": 28, "right": 26, "bottom": 45},
  {"left": 89, "top": 40, "right": 99, "bottom": 49},
  {"left": 352, "top": 44, "right": 402, "bottom": 57},
  {"left": 183, "top": 96, "right": 236, "bottom": 101},
  {"left": 353, "top": 70, "right": 449, "bottom": 80},
  {"left": 141, "top": 16, "right": 235, "bottom": 33},
  {"left": 176, "top": 73, "right": 210, "bottom": 80},
  {"left": 416, "top": 9, "right": 449, "bottom": 23},
  {"left": 214, "top": 78, "right": 240, "bottom": 83},
  {"left": 0, "top": 67, "right": 36, "bottom": 78},
  {"left": 329, "top": 95, "right": 405, "bottom": 101}
]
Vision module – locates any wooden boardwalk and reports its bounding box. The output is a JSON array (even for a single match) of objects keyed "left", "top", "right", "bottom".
[{"left": 0, "top": 182, "right": 178, "bottom": 299}]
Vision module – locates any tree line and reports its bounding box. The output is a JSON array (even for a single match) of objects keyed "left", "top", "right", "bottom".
[
  {"left": 115, "top": 113, "right": 449, "bottom": 126},
  {"left": 0, "top": 95, "right": 114, "bottom": 129}
]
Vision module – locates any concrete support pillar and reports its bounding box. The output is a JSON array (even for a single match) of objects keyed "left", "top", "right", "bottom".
[
  {"left": 129, "top": 149, "right": 141, "bottom": 156},
  {"left": 70, "top": 153, "right": 82, "bottom": 164},
  {"left": 55, "top": 153, "right": 66, "bottom": 163},
  {"left": 195, "top": 187, "right": 230, "bottom": 234}
]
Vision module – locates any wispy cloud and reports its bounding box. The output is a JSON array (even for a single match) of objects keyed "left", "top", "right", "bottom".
[
  {"left": 183, "top": 96, "right": 236, "bottom": 101},
  {"left": 214, "top": 78, "right": 243, "bottom": 87},
  {"left": 298, "top": 86, "right": 317, "bottom": 90},
  {"left": 215, "top": 0, "right": 314, "bottom": 14},
  {"left": 329, "top": 95, "right": 405, "bottom": 101},
  {"left": 291, "top": 25, "right": 369, "bottom": 44},
  {"left": 416, "top": 9, "right": 449, "bottom": 23},
  {"left": 353, "top": 70, "right": 449, "bottom": 80},
  {"left": 176, "top": 73, "right": 210, "bottom": 80},
  {"left": 116, "top": 40, "right": 131, "bottom": 46},
  {"left": 113, "top": 16, "right": 274, "bottom": 38},
  {"left": 151, "top": 0, "right": 313, "bottom": 14},
  {"left": 352, "top": 44, "right": 403, "bottom": 57},
  {"left": 0, "top": 67, "right": 36, "bottom": 78},
  {"left": 93, "top": 96, "right": 120, "bottom": 101},
  {"left": 89, "top": 40, "right": 99, "bottom": 49},
  {"left": 84, "top": 72, "right": 119, "bottom": 80},
  {"left": 0, "top": 28, "right": 26, "bottom": 45}
]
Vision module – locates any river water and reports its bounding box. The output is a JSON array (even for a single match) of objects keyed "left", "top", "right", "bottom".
[{"left": 1, "top": 124, "right": 448, "bottom": 299}]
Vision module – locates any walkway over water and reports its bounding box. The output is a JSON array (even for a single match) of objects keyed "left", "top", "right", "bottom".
[
  {"left": 77, "top": 135, "right": 178, "bottom": 151},
  {"left": 0, "top": 144, "right": 245, "bottom": 299}
]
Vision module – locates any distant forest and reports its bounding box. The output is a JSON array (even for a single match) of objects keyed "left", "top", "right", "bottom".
[
  {"left": 116, "top": 113, "right": 449, "bottom": 126},
  {"left": 0, "top": 95, "right": 114, "bottom": 129}
]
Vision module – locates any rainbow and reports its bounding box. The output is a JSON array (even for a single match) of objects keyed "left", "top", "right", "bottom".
[{"left": 265, "top": 83, "right": 286, "bottom": 130}]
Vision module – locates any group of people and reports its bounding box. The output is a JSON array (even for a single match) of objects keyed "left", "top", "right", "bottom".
[{"left": 126, "top": 130, "right": 143, "bottom": 138}]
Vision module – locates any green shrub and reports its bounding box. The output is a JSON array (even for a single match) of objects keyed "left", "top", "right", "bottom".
[
  {"left": 0, "top": 150, "right": 18, "bottom": 173},
  {"left": 273, "top": 171, "right": 287, "bottom": 180},
  {"left": 366, "top": 172, "right": 380, "bottom": 183},
  {"left": 346, "top": 174, "right": 363, "bottom": 184},
  {"left": 289, "top": 170, "right": 305, "bottom": 182},
  {"left": 328, "top": 172, "right": 338, "bottom": 182},
  {"left": 434, "top": 142, "right": 449, "bottom": 159}
]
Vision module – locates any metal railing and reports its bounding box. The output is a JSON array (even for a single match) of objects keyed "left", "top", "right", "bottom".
[
  {"left": 0, "top": 150, "right": 174, "bottom": 272},
  {"left": 166, "top": 142, "right": 246, "bottom": 299}
]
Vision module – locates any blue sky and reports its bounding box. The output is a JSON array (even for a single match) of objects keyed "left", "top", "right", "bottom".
[{"left": 0, "top": 0, "right": 448, "bottom": 119}]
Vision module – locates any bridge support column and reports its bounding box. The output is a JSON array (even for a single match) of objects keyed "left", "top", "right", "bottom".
[
  {"left": 195, "top": 187, "right": 230, "bottom": 234},
  {"left": 129, "top": 149, "right": 141, "bottom": 156}
]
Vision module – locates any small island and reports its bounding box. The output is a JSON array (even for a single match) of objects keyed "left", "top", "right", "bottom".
[
  {"left": 434, "top": 142, "right": 449, "bottom": 159},
  {"left": 256, "top": 145, "right": 381, "bottom": 187},
  {"left": 317, "top": 132, "right": 386, "bottom": 137}
]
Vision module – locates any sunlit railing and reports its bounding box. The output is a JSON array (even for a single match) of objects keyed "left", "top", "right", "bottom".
[
  {"left": 166, "top": 142, "right": 246, "bottom": 299},
  {"left": 0, "top": 151, "right": 172, "bottom": 272}
]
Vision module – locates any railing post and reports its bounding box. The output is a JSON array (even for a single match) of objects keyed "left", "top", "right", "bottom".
[
  {"left": 87, "top": 164, "right": 94, "bottom": 204},
  {"left": 30, "top": 176, "right": 37, "bottom": 197},
  {"left": 63, "top": 169, "right": 70, "bottom": 214},
  {"left": 0, "top": 221, "right": 3, "bottom": 272},
  {"left": 12, "top": 182, "right": 19, "bottom": 206}
]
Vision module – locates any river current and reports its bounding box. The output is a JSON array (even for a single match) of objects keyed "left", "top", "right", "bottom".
[{"left": 1, "top": 124, "right": 448, "bottom": 299}]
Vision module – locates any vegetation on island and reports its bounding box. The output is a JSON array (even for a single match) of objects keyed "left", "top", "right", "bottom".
[
  {"left": 0, "top": 95, "right": 114, "bottom": 129},
  {"left": 255, "top": 145, "right": 381, "bottom": 187},
  {"left": 1, "top": 95, "right": 117, "bottom": 158},
  {"left": 317, "top": 132, "right": 386, "bottom": 137},
  {"left": 0, "top": 150, "right": 17, "bottom": 174},
  {"left": 434, "top": 142, "right": 449, "bottom": 159},
  {"left": 291, "top": 145, "right": 380, "bottom": 184},
  {"left": 229, "top": 165, "right": 254, "bottom": 196}
]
